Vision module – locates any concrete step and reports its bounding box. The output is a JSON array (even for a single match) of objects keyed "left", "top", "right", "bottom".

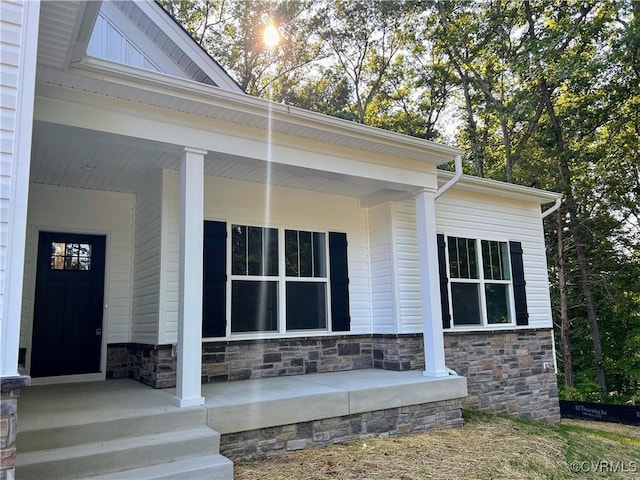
[
  {"left": 17, "top": 406, "right": 206, "bottom": 452},
  {"left": 83, "top": 454, "right": 233, "bottom": 480},
  {"left": 16, "top": 426, "right": 221, "bottom": 480}
]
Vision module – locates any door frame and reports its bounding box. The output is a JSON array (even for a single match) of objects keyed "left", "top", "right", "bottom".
[{"left": 26, "top": 225, "right": 111, "bottom": 385}]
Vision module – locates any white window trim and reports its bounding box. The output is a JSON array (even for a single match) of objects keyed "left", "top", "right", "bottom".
[{"left": 446, "top": 236, "right": 517, "bottom": 330}]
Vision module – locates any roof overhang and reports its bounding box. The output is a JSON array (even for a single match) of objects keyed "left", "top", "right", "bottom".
[
  {"left": 36, "top": 57, "right": 462, "bottom": 167},
  {"left": 437, "top": 171, "right": 563, "bottom": 205}
]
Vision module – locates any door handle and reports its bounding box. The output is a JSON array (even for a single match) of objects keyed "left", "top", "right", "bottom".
[{"left": 96, "top": 328, "right": 102, "bottom": 336}]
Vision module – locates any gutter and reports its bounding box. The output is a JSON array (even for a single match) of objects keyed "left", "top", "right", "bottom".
[
  {"left": 435, "top": 155, "right": 463, "bottom": 200},
  {"left": 541, "top": 197, "right": 562, "bottom": 219}
]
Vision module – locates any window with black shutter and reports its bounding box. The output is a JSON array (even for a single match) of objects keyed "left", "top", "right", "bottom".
[
  {"left": 202, "top": 224, "right": 351, "bottom": 336},
  {"left": 437, "top": 235, "right": 528, "bottom": 328}
]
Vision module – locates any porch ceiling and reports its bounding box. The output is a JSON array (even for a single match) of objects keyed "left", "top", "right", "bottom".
[{"left": 30, "top": 121, "right": 410, "bottom": 199}]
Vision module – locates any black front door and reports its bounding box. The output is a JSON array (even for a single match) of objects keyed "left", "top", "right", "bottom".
[{"left": 31, "top": 232, "right": 106, "bottom": 377}]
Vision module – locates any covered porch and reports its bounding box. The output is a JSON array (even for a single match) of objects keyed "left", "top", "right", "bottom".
[
  {"left": 23, "top": 70, "right": 463, "bottom": 404},
  {"left": 17, "top": 369, "right": 466, "bottom": 478}
]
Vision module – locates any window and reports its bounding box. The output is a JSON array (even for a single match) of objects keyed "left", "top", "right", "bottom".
[
  {"left": 285, "top": 230, "right": 327, "bottom": 330},
  {"left": 203, "top": 221, "right": 351, "bottom": 338},
  {"left": 227, "top": 225, "right": 330, "bottom": 334},
  {"left": 447, "top": 236, "right": 513, "bottom": 326},
  {"left": 50, "top": 242, "right": 92, "bottom": 270},
  {"left": 230, "top": 225, "right": 279, "bottom": 332}
]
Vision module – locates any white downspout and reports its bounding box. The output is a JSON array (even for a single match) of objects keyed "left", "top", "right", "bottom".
[
  {"left": 435, "top": 155, "right": 463, "bottom": 200},
  {"left": 541, "top": 197, "right": 562, "bottom": 219},
  {"left": 431, "top": 155, "right": 463, "bottom": 375}
]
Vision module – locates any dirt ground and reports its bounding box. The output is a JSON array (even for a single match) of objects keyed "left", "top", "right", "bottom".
[{"left": 234, "top": 415, "right": 640, "bottom": 480}]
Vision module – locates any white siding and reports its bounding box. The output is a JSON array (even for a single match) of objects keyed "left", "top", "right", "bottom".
[
  {"left": 87, "top": 2, "right": 189, "bottom": 78},
  {"left": 435, "top": 191, "right": 552, "bottom": 329},
  {"left": 21, "top": 185, "right": 135, "bottom": 352},
  {"left": 159, "top": 170, "right": 372, "bottom": 343},
  {"left": 131, "top": 170, "right": 163, "bottom": 344},
  {"left": 88, "top": 11, "right": 160, "bottom": 72},
  {"left": 0, "top": 0, "right": 23, "bottom": 331},
  {"left": 159, "top": 169, "right": 177, "bottom": 344},
  {"left": 391, "top": 190, "right": 552, "bottom": 331},
  {"left": 395, "top": 201, "right": 424, "bottom": 332},
  {"left": 1, "top": 0, "right": 39, "bottom": 376},
  {"left": 368, "top": 204, "right": 397, "bottom": 333}
]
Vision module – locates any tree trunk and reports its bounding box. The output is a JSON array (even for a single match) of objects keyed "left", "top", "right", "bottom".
[
  {"left": 556, "top": 209, "right": 573, "bottom": 389},
  {"left": 458, "top": 67, "right": 484, "bottom": 177},
  {"left": 499, "top": 114, "right": 512, "bottom": 182},
  {"left": 524, "top": 0, "right": 607, "bottom": 396}
]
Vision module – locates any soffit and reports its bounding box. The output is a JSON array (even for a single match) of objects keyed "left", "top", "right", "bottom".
[
  {"left": 30, "top": 121, "right": 398, "bottom": 198},
  {"left": 37, "top": 1, "right": 88, "bottom": 69}
]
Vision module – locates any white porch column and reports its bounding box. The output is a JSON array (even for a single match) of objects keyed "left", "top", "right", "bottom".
[
  {"left": 415, "top": 190, "right": 448, "bottom": 377},
  {"left": 172, "top": 147, "right": 206, "bottom": 407}
]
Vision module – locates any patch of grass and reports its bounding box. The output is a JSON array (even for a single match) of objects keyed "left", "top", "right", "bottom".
[
  {"left": 561, "top": 422, "right": 640, "bottom": 446},
  {"left": 234, "top": 411, "right": 640, "bottom": 480}
]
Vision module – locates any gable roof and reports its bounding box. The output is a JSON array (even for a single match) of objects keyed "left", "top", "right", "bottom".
[{"left": 38, "top": 0, "right": 242, "bottom": 92}]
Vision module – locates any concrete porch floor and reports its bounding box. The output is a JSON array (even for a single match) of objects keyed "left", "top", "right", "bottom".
[{"left": 18, "top": 369, "right": 467, "bottom": 436}]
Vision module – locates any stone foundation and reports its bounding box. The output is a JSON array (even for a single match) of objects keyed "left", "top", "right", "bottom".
[
  {"left": 107, "top": 335, "right": 427, "bottom": 387},
  {"left": 106, "top": 343, "right": 176, "bottom": 388},
  {"left": 106, "top": 343, "right": 129, "bottom": 380},
  {"left": 130, "top": 343, "right": 175, "bottom": 388},
  {"left": 107, "top": 330, "right": 560, "bottom": 425},
  {"left": 202, "top": 336, "right": 374, "bottom": 383},
  {"left": 444, "top": 329, "right": 560, "bottom": 423},
  {"left": 372, "top": 334, "right": 425, "bottom": 371},
  {"left": 1, "top": 374, "right": 30, "bottom": 480},
  {"left": 220, "top": 398, "right": 463, "bottom": 460}
]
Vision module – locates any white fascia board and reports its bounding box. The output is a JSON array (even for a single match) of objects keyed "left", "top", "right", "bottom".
[
  {"left": 437, "top": 171, "right": 563, "bottom": 205},
  {"left": 69, "top": 1, "right": 102, "bottom": 65},
  {"left": 65, "top": 58, "right": 463, "bottom": 165}
]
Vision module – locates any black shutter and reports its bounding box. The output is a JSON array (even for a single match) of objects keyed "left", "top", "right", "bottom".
[
  {"left": 509, "top": 241, "right": 529, "bottom": 326},
  {"left": 437, "top": 234, "right": 452, "bottom": 329},
  {"left": 329, "top": 232, "right": 350, "bottom": 332},
  {"left": 203, "top": 221, "right": 227, "bottom": 337}
]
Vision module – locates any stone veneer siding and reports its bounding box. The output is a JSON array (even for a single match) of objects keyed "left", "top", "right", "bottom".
[
  {"left": 1, "top": 374, "right": 30, "bottom": 480},
  {"left": 203, "top": 335, "right": 427, "bottom": 383},
  {"left": 106, "top": 343, "right": 129, "bottom": 380},
  {"left": 220, "top": 398, "right": 463, "bottom": 460},
  {"left": 107, "top": 330, "right": 560, "bottom": 424},
  {"left": 444, "top": 329, "right": 560, "bottom": 424},
  {"left": 107, "top": 335, "right": 424, "bottom": 387},
  {"left": 372, "top": 334, "right": 425, "bottom": 371},
  {"left": 202, "top": 336, "right": 373, "bottom": 382},
  {"left": 107, "top": 343, "right": 175, "bottom": 388}
]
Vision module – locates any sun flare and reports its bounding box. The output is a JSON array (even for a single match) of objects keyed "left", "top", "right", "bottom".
[{"left": 263, "top": 23, "right": 280, "bottom": 48}]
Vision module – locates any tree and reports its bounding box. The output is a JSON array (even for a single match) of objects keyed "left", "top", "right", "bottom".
[
  {"left": 432, "top": 1, "right": 544, "bottom": 182},
  {"left": 315, "top": 1, "right": 421, "bottom": 124},
  {"left": 159, "top": 0, "right": 326, "bottom": 97}
]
